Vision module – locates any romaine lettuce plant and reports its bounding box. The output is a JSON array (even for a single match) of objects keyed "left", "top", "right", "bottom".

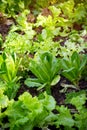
[
  {"left": 0, "top": 53, "right": 21, "bottom": 99},
  {"left": 61, "top": 51, "right": 87, "bottom": 87},
  {"left": 25, "top": 52, "right": 61, "bottom": 94}
]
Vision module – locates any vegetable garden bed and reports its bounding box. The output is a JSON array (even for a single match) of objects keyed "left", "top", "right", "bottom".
[{"left": 0, "top": 0, "right": 87, "bottom": 130}]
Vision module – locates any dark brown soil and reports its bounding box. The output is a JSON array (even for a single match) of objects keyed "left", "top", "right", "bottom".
[
  {"left": 73, "top": 22, "right": 83, "bottom": 31},
  {"left": 0, "top": 24, "right": 11, "bottom": 38},
  {"left": 41, "top": 8, "right": 53, "bottom": 17},
  {"left": 27, "top": 13, "right": 36, "bottom": 23},
  {"left": 51, "top": 82, "right": 66, "bottom": 105},
  {"left": 79, "top": 79, "right": 87, "bottom": 89},
  {"left": 16, "top": 84, "right": 39, "bottom": 99}
]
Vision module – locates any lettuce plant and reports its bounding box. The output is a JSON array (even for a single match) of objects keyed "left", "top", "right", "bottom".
[
  {"left": 25, "top": 52, "right": 61, "bottom": 94},
  {"left": 54, "top": 105, "right": 74, "bottom": 129},
  {"left": 33, "top": 38, "right": 61, "bottom": 56},
  {"left": 0, "top": 89, "right": 9, "bottom": 128},
  {"left": 4, "top": 31, "right": 33, "bottom": 54},
  {"left": 0, "top": 53, "right": 21, "bottom": 99},
  {"left": 0, "top": 0, "right": 25, "bottom": 16},
  {"left": 5, "top": 92, "right": 56, "bottom": 130},
  {"left": 53, "top": 90, "right": 87, "bottom": 129},
  {"left": 61, "top": 51, "right": 87, "bottom": 87},
  {"left": 0, "top": 0, "right": 32, "bottom": 16},
  {"left": 65, "top": 91, "right": 87, "bottom": 130}
]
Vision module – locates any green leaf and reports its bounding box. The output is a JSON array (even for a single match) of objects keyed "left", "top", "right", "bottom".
[
  {"left": 51, "top": 58, "right": 60, "bottom": 79},
  {"left": 29, "top": 60, "right": 49, "bottom": 82},
  {"left": 19, "top": 92, "right": 43, "bottom": 112},
  {"left": 0, "top": 91, "right": 9, "bottom": 109},
  {"left": 63, "top": 67, "right": 74, "bottom": 73},
  {"left": 41, "top": 92, "right": 56, "bottom": 111},
  {"left": 51, "top": 75, "right": 60, "bottom": 86},
  {"left": 25, "top": 78, "right": 42, "bottom": 87},
  {"left": 55, "top": 105, "right": 74, "bottom": 128},
  {"left": 71, "top": 51, "right": 80, "bottom": 69},
  {"left": 70, "top": 93, "right": 87, "bottom": 110},
  {"left": 0, "top": 70, "right": 6, "bottom": 74},
  {"left": 2, "top": 53, "right": 7, "bottom": 60},
  {"left": 62, "top": 71, "right": 75, "bottom": 83},
  {"left": 41, "top": 29, "right": 47, "bottom": 39},
  {"left": 79, "top": 54, "right": 87, "bottom": 71},
  {"left": 65, "top": 91, "right": 87, "bottom": 110},
  {"left": 37, "top": 83, "right": 48, "bottom": 90}
]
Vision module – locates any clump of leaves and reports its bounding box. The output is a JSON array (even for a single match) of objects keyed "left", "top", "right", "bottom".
[
  {"left": 3, "top": 10, "right": 36, "bottom": 55},
  {"left": 3, "top": 27, "right": 35, "bottom": 54},
  {"left": 33, "top": 38, "right": 61, "bottom": 56},
  {"left": 0, "top": 0, "right": 33, "bottom": 16},
  {"left": 61, "top": 51, "right": 87, "bottom": 87},
  {"left": 54, "top": 105, "right": 74, "bottom": 129},
  {"left": 25, "top": 52, "right": 61, "bottom": 94},
  {"left": 0, "top": 53, "right": 21, "bottom": 99},
  {"left": 58, "top": 0, "right": 87, "bottom": 24},
  {"left": 53, "top": 90, "right": 87, "bottom": 129},
  {"left": 0, "top": 0, "right": 25, "bottom": 16},
  {"left": 65, "top": 90, "right": 87, "bottom": 130},
  {"left": 72, "top": 3, "right": 87, "bottom": 23},
  {"left": 5, "top": 92, "right": 56, "bottom": 130},
  {"left": 0, "top": 89, "right": 9, "bottom": 129}
]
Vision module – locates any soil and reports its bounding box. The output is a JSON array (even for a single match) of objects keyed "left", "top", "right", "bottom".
[
  {"left": 17, "top": 76, "right": 87, "bottom": 105},
  {"left": 0, "top": 24, "right": 11, "bottom": 39}
]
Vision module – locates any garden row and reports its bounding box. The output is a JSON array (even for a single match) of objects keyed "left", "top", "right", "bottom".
[{"left": 0, "top": 0, "right": 87, "bottom": 130}]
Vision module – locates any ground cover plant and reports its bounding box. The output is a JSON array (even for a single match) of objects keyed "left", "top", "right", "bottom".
[{"left": 0, "top": 0, "right": 87, "bottom": 130}]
